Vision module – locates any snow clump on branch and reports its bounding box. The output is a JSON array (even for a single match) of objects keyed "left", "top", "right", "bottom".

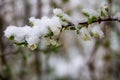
[{"left": 4, "top": 8, "right": 105, "bottom": 50}]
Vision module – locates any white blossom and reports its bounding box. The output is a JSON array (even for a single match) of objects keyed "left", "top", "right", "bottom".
[
  {"left": 28, "top": 44, "right": 37, "bottom": 50},
  {"left": 53, "top": 8, "right": 73, "bottom": 26},
  {"left": 100, "top": 2, "right": 109, "bottom": 17},
  {"left": 79, "top": 27, "right": 92, "bottom": 41},
  {"left": 90, "top": 25, "right": 104, "bottom": 38},
  {"left": 48, "top": 16, "right": 62, "bottom": 36},
  {"left": 45, "top": 38, "right": 58, "bottom": 45}
]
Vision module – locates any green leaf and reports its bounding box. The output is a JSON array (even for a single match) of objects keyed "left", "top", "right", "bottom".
[
  {"left": 57, "top": 14, "right": 68, "bottom": 22},
  {"left": 88, "top": 16, "right": 97, "bottom": 24},
  {"left": 9, "top": 35, "right": 14, "bottom": 40},
  {"left": 49, "top": 31, "right": 54, "bottom": 36},
  {"left": 88, "top": 18, "right": 93, "bottom": 24},
  {"left": 82, "top": 12, "right": 89, "bottom": 17},
  {"left": 14, "top": 41, "right": 28, "bottom": 46},
  {"left": 70, "top": 26, "right": 76, "bottom": 30},
  {"left": 101, "top": 11, "right": 106, "bottom": 17},
  {"left": 44, "top": 29, "right": 54, "bottom": 37},
  {"left": 57, "top": 14, "right": 63, "bottom": 18},
  {"left": 91, "top": 16, "right": 97, "bottom": 21}
]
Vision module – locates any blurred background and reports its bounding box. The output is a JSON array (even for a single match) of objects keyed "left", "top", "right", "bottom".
[{"left": 0, "top": 0, "right": 120, "bottom": 80}]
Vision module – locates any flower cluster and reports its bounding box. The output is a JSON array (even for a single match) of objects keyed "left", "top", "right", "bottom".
[
  {"left": 78, "top": 24, "right": 104, "bottom": 41},
  {"left": 5, "top": 6, "right": 118, "bottom": 50}
]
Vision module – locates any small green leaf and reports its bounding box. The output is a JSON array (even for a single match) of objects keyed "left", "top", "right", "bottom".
[
  {"left": 44, "top": 29, "right": 54, "bottom": 37},
  {"left": 70, "top": 26, "right": 76, "bottom": 30},
  {"left": 88, "top": 16, "right": 97, "bottom": 24},
  {"left": 88, "top": 18, "right": 93, "bottom": 24},
  {"left": 49, "top": 31, "right": 54, "bottom": 36},
  {"left": 101, "top": 11, "right": 106, "bottom": 17},
  {"left": 57, "top": 14, "right": 63, "bottom": 18},
  {"left": 14, "top": 41, "right": 28, "bottom": 46},
  {"left": 9, "top": 35, "right": 14, "bottom": 40},
  {"left": 82, "top": 12, "right": 89, "bottom": 17},
  {"left": 57, "top": 14, "right": 68, "bottom": 22},
  {"left": 91, "top": 16, "right": 97, "bottom": 21}
]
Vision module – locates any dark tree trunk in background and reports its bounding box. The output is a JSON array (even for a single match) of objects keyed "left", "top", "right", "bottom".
[
  {"left": 0, "top": 17, "right": 12, "bottom": 80},
  {"left": 34, "top": 50, "right": 42, "bottom": 80},
  {"left": 37, "top": 0, "right": 42, "bottom": 18}
]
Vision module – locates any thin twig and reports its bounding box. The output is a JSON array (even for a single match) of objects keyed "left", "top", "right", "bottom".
[{"left": 62, "top": 17, "right": 119, "bottom": 28}]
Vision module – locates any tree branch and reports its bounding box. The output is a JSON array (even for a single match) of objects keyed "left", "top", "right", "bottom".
[
  {"left": 1, "top": 17, "right": 119, "bottom": 57},
  {"left": 63, "top": 17, "right": 119, "bottom": 28}
]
